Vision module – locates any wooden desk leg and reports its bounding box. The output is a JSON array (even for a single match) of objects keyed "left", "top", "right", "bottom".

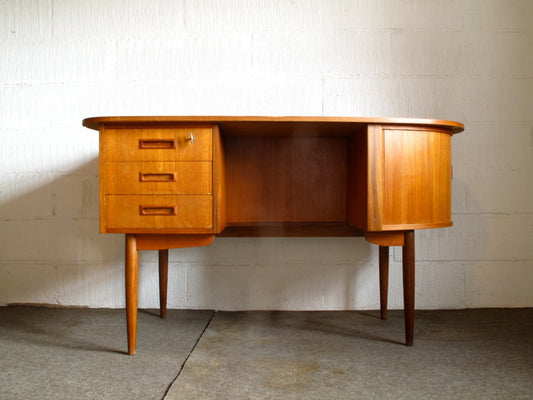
[
  {"left": 125, "top": 234, "right": 139, "bottom": 355},
  {"left": 159, "top": 249, "right": 169, "bottom": 319},
  {"left": 379, "top": 246, "right": 389, "bottom": 320},
  {"left": 402, "top": 230, "right": 415, "bottom": 346}
]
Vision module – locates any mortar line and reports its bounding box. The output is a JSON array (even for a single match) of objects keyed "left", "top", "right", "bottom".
[{"left": 162, "top": 310, "right": 216, "bottom": 399}]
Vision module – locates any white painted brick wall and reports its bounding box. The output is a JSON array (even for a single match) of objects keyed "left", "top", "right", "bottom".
[{"left": 1, "top": 0, "right": 531, "bottom": 310}]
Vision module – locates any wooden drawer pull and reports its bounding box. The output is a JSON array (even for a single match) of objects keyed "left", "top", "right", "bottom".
[
  {"left": 139, "top": 139, "right": 177, "bottom": 149},
  {"left": 139, "top": 172, "right": 177, "bottom": 182},
  {"left": 139, "top": 205, "right": 177, "bottom": 216}
]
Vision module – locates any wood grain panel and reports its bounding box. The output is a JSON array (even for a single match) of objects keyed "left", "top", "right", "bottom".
[
  {"left": 366, "top": 125, "right": 385, "bottom": 231},
  {"left": 103, "top": 127, "right": 212, "bottom": 161},
  {"left": 380, "top": 128, "right": 452, "bottom": 229},
  {"left": 135, "top": 234, "right": 215, "bottom": 250},
  {"left": 213, "top": 125, "right": 227, "bottom": 233},
  {"left": 225, "top": 135, "right": 348, "bottom": 223},
  {"left": 347, "top": 129, "right": 368, "bottom": 230},
  {"left": 219, "top": 223, "right": 363, "bottom": 237},
  {"left": 99, "top": 127, "right": 107, "bottom": 235},
  {"left": 104, "top": 161, "right": 212, "bottom": 194}
]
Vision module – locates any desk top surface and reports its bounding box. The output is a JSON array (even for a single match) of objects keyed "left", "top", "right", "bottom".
[{"left": 83, "top": 116, "right": 464, "bottom": 134}]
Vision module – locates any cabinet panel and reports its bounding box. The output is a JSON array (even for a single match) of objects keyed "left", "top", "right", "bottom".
[
  {"left": 104, "top": 195, "right": 213, "bottom": 232},
  {"left": 104, "top": 161, "right": 212, "bottom": 195},
  {"left": 380, "top": 128, "right": 452, "bottom": 229},
  {"left": 103, "top": 127, "right": 212, "bottom": 161}
]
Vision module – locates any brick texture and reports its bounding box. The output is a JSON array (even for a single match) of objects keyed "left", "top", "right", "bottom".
[{"left": 0, "top": 0, "right": 531, "bottom": 309}]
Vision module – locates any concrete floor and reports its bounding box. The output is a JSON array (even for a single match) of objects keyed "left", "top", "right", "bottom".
[{"left": 1, "top": 307, "right": 532, "bottom": 400}]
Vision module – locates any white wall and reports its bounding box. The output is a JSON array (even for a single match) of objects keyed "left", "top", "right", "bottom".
[{"left": 1, "top": 0, "right": 531, "bottom": 310}]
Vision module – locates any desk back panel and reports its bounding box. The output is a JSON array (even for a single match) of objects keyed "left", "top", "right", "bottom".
[{"left": 224, "top": 135, "right": 348, "bottom": 224}]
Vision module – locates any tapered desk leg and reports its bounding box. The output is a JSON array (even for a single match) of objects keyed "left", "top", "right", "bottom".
[
  {"left": 379, "top": 246, "right": 389, "bottom": 320},
  {"left": 125, "top": 234, "right": 139, "bottom": 355},
  {"left": 159, "top": 249, "right": 169, "bottom": 319},
  {"left": 402, "top": 230, "right": 415, "bottom": 346}
]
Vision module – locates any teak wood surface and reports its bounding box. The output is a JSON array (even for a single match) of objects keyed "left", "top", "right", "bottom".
[{"left": 83, "top": 116, "right": 463, "bottom": 355}]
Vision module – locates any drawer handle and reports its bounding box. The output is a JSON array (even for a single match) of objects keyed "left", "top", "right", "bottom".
[
  {"left": 187, "top": 132, "right": 195, "bottom": 144},
  {"left": 139, "top": 172, "right": 177, "bottom": 182},
  {"left": 139, "top": 205, "right": 177, "bottom": 216},
  {"left": 139, "top": 139, "right": 177, "bottom": 149}
]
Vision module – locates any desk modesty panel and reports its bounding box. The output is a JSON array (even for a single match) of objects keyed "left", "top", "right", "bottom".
[{"left": 83, "top": 116, "right": 464, "bottom": 355}]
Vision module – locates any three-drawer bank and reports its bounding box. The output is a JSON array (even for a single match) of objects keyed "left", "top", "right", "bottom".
[{"left": 100, "top": 125, "right": 218, "bottom": 234}]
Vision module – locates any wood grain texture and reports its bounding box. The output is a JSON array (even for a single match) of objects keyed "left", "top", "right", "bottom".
[
  {"left": 366, "top": 124, "right": 385, "bottom": 231},
  {"left": 225, "top": 135, "right": 348, "bottom": 223},
  {"left": 381, "top": 128, "right": 452, "bottom": 230},
  {"left": 347, "top": 128, "right": 368, "bottom": 229},
  {"left": 98, "top": 126, "right": 107, "bottom": 234},
  {"left": 364, "top": 126, "right": 453, "bottom": 231},
  {"left": 125, "top": 234, "right": 138, "bottom": 355},
  {"left": 213, "top": 125, "right": 227, "bottom": 233},
  {"left": 135, "top": 234, "right": 215, "bottom": 250},
  {"left": 219, "top": 223, "right": 363, "bottom": 237},
  {"left": 364, "top": 231, "right": 405, "bottom": 246}
]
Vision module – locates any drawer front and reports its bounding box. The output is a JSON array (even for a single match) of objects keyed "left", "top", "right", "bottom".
[
  {"left": 104, "top": 162, "right": 212, "bottom": 195},
  {"left": 105, "top": 195, "right": 213, "bottom": 230},
  {"left": 103, "top": 127, "right": 212, "bottom": 161}
]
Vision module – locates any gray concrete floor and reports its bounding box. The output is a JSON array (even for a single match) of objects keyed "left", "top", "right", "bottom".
[{"left": 1, "top": 307, "right": 532, "bottom": 400}]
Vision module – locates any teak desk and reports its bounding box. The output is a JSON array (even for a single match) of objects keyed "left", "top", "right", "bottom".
[{"left": 83, "top": 116, "right": 463, "bottom": 355}]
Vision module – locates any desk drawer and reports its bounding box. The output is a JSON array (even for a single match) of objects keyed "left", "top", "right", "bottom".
[
  {"left": 105, "top": 195, "right": 213, "bottom": 231},
  {"left": 104, "top": 162, "right": 212, "bottom": 195},
  {"left": 103, "top": 127, "right": 212, "bottom": 161}
]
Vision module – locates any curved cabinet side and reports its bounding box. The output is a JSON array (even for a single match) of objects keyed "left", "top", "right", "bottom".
[{"left": 367, "top": 125, "right": 453, "bottom": 231}]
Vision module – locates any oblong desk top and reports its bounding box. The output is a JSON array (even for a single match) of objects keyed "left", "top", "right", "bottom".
[{"left": 82, "top": 116, "right": 464, "bottom": 134}]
